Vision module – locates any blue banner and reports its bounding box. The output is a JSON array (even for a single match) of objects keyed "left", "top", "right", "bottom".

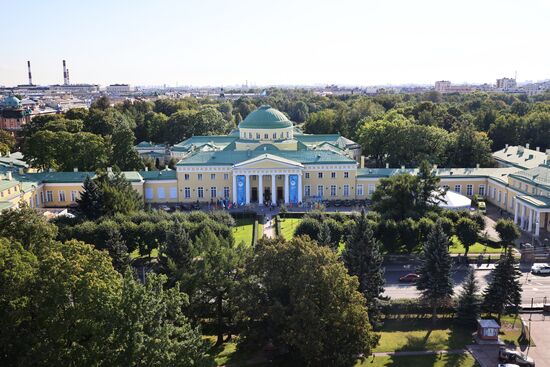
[
  {"left": 289, "top": 174, "right": 298, "bottom": 203},
  {"left": 236, "top": 175, "right": 246, "bottom": 205}
]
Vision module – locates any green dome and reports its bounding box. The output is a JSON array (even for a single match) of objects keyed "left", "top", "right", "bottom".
[
  {"left": 2, "top": 95, "right": 21, "bottom": 108},
  {"left": 238, "top": 105, "right": 292, "bottom": 129}
]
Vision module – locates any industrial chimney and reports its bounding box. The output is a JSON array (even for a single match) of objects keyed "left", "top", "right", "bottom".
[
  {"left": 27, "top": 61, "right": 33, "bottom": 85},
  {"left": 63, "top": 60, "right": 70, "bottom": 85}
]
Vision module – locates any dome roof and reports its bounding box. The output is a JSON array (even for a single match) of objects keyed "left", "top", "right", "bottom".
[
  {"left": 238, "top": 105, "right": 292, "bottom": 129},
  {"left": 1, "top": 95, "right": 21, "bottom": 108}
]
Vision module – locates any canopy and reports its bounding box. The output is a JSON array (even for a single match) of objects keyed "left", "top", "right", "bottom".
[{"left": 433, "top": 189, "right": 471, "bottom": 210}]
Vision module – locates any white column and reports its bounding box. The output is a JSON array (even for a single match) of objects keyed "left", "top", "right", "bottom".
[
  {"left": 271, "top": 174, "right": 277, "bottom": 205},
  {"left": 284, "top": 174, "right": 290, "bottom": 204},
  {"left": 514, "top": 200, "right": 519, "bottom": 224},
  {"left": 297, "top": 173, "right": 303, "bottom": 203},
  {"left": 258, "top": 174, "right": 263, "bottom": 205},
  {"left": 535, "top": 211, "right": 541, "bottom": 236},
  {"left": 520, "top": 204, "right": 526, "bottom": 228},
  {"left": 232, "top": 173, "right": 237, "bottom": 204},
  {"left": 245, "top": 174, "right": 251, "bottom": 204},
  {"left": 528, "top": 209, "right": 533, "bottom": 233}
]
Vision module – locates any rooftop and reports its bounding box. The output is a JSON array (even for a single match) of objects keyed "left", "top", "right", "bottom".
[
  {"left": 492, "top": 145, "right": 548, "bottom": 169},
  {"left": 238, "top": 105, "right": 293, "bottom": 129}
]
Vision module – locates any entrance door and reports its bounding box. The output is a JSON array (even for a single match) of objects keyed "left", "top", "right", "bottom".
[
  {"left": 277, "top": 187, "right": 284, "bottom": 203},
  {"left": 251, "top": 187, "right": 258, "bottom": 203}
]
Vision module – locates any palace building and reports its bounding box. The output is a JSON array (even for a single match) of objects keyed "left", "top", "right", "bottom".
[{"left": 0, "top": 105, "right": 549, "bottom": 237}]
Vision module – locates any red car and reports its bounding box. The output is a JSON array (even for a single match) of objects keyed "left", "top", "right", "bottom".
[{"left": 399, "top": 273, "right": 420, "bottom": 282}]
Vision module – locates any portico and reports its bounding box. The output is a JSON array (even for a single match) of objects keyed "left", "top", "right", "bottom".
[
  {"left": 514, "top": 195, "right": 550, "bottom": 237},
  {"left": 232, "top": 154, "right": 303, "bottom": 205}
]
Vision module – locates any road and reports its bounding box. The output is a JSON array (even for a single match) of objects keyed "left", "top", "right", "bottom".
[{"left": 383, "top": 264, "right": 550, "bottom": 304}]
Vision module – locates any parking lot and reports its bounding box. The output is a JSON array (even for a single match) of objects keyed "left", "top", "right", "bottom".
[{"left": 521, "top": 315, "right": 550, "bottom": 367}]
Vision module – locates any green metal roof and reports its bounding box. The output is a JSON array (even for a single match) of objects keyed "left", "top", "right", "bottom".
[
  {"left": 516, "top": 194, "right": 550, "bottom": 209},
  {"left": 0, "top": 180, "right": 19, "bottom": 192},
  {"left": 139, "top": 170, "right": 177, "bottom": 180},
  {"left": 135, "top": 141, "right": 164, "bottom": 149},
  {"left": 238, "top": 105, "right": 293, "bottom": 129},
  {"left": 24, "top": 171, "right": 96, "bottom": 183},
  {"left": 510, "top": 164, "right": 550, "bottom": 190},
  {"left": 172, "top": 135, "right": 238, "bottom": 152},
  {"left": 357, "top": 167, "right": 519, "bottom": 180},
  {"left": 177, "top": 149, "right": 357, "bottom": 166}
]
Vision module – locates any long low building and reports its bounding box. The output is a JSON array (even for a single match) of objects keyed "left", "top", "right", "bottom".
[{"left": 1, "top": 105, "right": 549, "bottom": 237}]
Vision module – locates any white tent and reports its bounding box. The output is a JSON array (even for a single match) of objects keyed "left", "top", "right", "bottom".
[{"left": 433, "top": 190, "right": 472, "bottom": 210}]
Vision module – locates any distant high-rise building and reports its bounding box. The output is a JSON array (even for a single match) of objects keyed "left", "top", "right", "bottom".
[
  {"left": 496, "top": 77, "right": 516, "bottom": 90},
  {"left": 434, "top": 80, "right": 451, "bottom": 92}
]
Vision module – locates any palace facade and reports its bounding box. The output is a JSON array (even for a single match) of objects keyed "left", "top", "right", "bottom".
[{"left": 1, "top": 105, "right": 549, "bottom": 236}]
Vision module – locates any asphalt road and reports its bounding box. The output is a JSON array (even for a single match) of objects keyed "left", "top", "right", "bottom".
[{"left": 383, "top": 264, "right": 550, "bottom": 304}]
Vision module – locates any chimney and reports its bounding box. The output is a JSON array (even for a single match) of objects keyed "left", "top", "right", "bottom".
[
  {"left": 433, "top": 164, "right": 438, "bottom": 170},
  {"left": 401, "top": 165, "right": 405, "bottom": 170},
  {"left": 385, "top": 163, "right": 389, "bottom": 169},
  {"left": 505, "top": 144, "right": 509, "bottom": 148},
  {"left": 536, "top": 147, "right": 540, "bottom": 152},
  {"left": 360, "top": 156, "right": 365, "bottom": 168},
  {"left": 27, "top": 61, "right": 33, "bottom": 85},
  {"left": 145, "top": 167, "right": 149, "bottom": 171},
  {"left": 107, "top": 167, "right": 112, "bottom": 173},
  {"left": 476, "top": 163, "right": 480, "bottom": 169},
  {"left": 547, "top": 149, "right": 550, "bottom": 165},
  {"left": 73, "top": 167, "right": 78, "bottom": 172},
  {"left": 63, "top": 60, "right": 69, "bottom": 85},
  {"left": 6, "top": 171, "right": 12, "bottom": 181},
  {"left": 526, "top": 143, "right": 530, "bottom": 150}
]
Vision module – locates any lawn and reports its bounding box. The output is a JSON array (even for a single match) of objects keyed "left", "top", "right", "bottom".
[
  {"left": 356, "top": 354, "right": 479, "bottom": 367},
  {"left": 232, "top": 217, "right": 255, "bottom": 246},
  {"left": 279, "top": 217, "right": 302, "bottom": 240},
  {"left": 375, "top": 317, "right": 474, "bottom": 353},
  {"left": 448, "top": 235, "right": 502, "bottom": 254}
]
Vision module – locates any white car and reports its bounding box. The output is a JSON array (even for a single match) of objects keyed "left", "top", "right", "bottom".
[
  {"left": 498, "top": 364, "right": 520, "bottom": 367},
  {"left": 531, "top": 264, "right": 550, "bottom": 275}
]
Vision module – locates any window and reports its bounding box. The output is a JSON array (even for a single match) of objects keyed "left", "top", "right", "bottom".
[
  {"left": 273, "top": 132, "right": 277, "bottom": 139},
  {"left": 210, "top": 173, "right": 216, "bottom": 180},
  {"left": 368, "top": 184, "right": 376, "bottom": 195},
  {"left": 343, "top": 185, "right": 349, "bottom": 197},
  {"left": 184, "top": 174, "right": 190, "bottom": 180},
  {"left": 210, "top": 187, "right": 217, "bottom": 198},
  {"left": 443, "top": 185, "right": 449, "bottom": 190},
  {"left": 40, "top": 191, "right": 44, "bottom": 204},
  {"left": 317, "top": 185, "right": 324, "bottom": 197},
  {"left": 256, "top": 133, "right": 260, "bottom": 139},
  {"left": 59, "top": 191, "right": 66, "bottom": 202},
  {"left": 223, "top": 186, "right": 230, "bottom": 198},
  {"left": 454, "top": 185, "right": 461, "bottom": 194},
  {"left": 491, "top": 187, "right": 496, "bottom": 199},
  {"left": 184, "top": 187, "right": 191, "bottom": 198},
  {"left": 198, "top": 174, "right": 203, "bottom": 181},
  {"left": 331, "top": 172, "right": 336, "bottom": 179},
  {"left": 158, "top": 187, "right": 166, "bottom": 199},
  {"left": 498, "top": 191, "right": 502, "bottom": 203},
  {"left": 71, "top": 191, "right": 77, "bottom": 202},
  {"left": 224, "top": 173, "right": 229, "bottom": 180},
  {"left": 280, "top": 132, "right": 284, "bottom": 139},
  {"left": 145, "top": 188, "right": 153, "bottom": 199},
  {"left": 286, "top": 132, "right": 289, "bottom": 138},
  {"left": 344, "top": 172, "right": 349, "bottom": 178},
  {"left": 34, "top": 195, "right": 38, "bottom": 207},
  {"left": 197, "top": 187, "right": 204, "bottom": 198},
  {"left": 264, "top": 133, "right": 269, "bottom": 139},
  {"left": 466, "top": 184, "right": 473, "bottom": 196},
  {"left": 356, "top": 184, "right": 364, "bottom": 196},
  {"left": 318, "top": 172, "right": 323, "bottom": 179},
  {"left": 248, "top": 132, "right": 252, "bottom": 139},
  {"left": 305, "top": 172, "right": 310, "bottom": 179},
  {"left": 169, "top": 187, "right": 177, "bottom": 199},
  {"left": 46, "top": 191, "right": 53, "bottom": 202},
  {"left": 479, "top": 185, "right": 485, "bottom": 196},
  {"left": 330, "top": 185, "right": 337, "bottom": 197},
  {"left": 305, "top": 185, "right": 311, "bottom": 197}
]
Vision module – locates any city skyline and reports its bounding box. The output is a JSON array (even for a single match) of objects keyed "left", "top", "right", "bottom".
[{"left": 2, "top": 0, "right": 550, "bottom": 87}]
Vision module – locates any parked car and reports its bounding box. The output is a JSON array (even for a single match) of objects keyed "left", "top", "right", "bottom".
[
  {"left": 477, "top": 201, "right": 486, "bottom": 214},
  {"left": 399, "top": 273, "right": 420, "bottom": 282},
  {"left": 531, "top": 264, "right": 550, "bottom": 275},
  {"left": 499, "top": 347, "right": 535, "bottom": 367},
  {"left": 498, "top": 364, "right": 521, "bottom": 367}
]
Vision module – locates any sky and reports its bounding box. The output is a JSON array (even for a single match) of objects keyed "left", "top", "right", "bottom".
[{"left": 2, "top": 0, "right": 549, "bottom": 87}]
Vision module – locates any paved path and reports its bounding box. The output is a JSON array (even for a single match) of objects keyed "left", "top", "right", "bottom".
[
  {"left": 520, "top": 316, "right": 550, "bottom": 367},
  {"left": 262, "top": 215, "right": 276, "bottom": 239},
  {"left": 372, "top": 349, "right": 467, "bottom": 357}
]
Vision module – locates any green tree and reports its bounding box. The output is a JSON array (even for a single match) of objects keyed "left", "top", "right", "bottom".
[
  {"left": 455, "top": 217, "right": 480, "bottom": 256},
  {"left": 445, "top": 123, "right": 494, "bottom": 167},
  {"left": 343, "top": 211, "right": 385, "bottom": 329},
  {"left": 0, "top": 129, "right": 15, "bottom": 155},
  {"left": 304, "top": 109, "right": 336, "bottom": 134},
  {"left": 237, "top": 236, "right": 375, "bottom": 366},
  {"left": 110, "top": 123, "right": 143, "bottom": 171},
  {"left": 483, "top": 248, "right": 522, "bottom": 320},
  {"left": 76, "top": 175, "right": 103, "bottom": 220},
  {"left": 455, "top": 269, "right": 481, "bottom": 326},
  {"left": 371, "top": 174, "right": 419, "bottom": 220},
  {"left": 416, "top": 222, "right": 454, "bottom": 324},
  {"left": 495, "top": 219, "right": 520, "bottom": 248},
  {"left": 0, "top": 206, "right": 58, "bottom": 251}
]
